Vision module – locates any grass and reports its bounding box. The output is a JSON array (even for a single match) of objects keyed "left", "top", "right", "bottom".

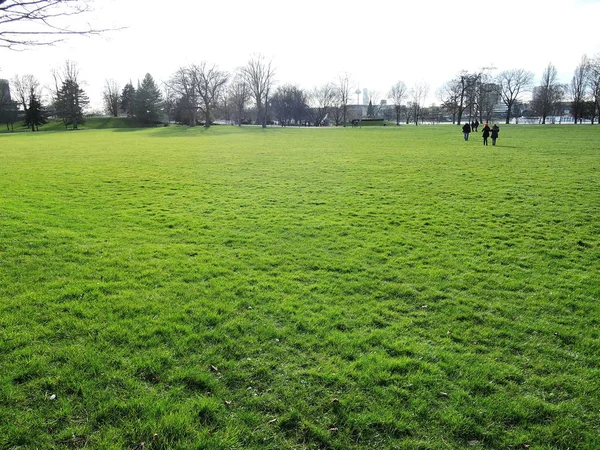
[
  {"left": 1, "top": 116, "right": 147, "bottom": 133},
  {"left": 0, "top": 125, "right": 599, "bottom": 449}
]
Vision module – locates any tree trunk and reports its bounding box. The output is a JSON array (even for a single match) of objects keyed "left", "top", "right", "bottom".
[
  {"left": 262, "top": 101, "right": 268, "bottom": 128},
  {"left": 204, "top": 103, "right": 211, "bottom": 128}
]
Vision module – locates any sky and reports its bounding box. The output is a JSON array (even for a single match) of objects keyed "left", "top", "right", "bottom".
[{"left": 1, "top": 0, "right": 600, "bottom": 110}]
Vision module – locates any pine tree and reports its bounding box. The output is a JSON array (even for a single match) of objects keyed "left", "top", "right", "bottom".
[
  {"left": 55, "top": 78, "right": 89, "bottom": 129},
  {"left": 135, "top": 73, "right": 163, "bottom": 124},
  {"left": 24, "top": 88, "right": 47, "bottom": 131},
  {"left": 120, "top": 82, "right": 136, "bottom": 118},
  {"left": 367, "top": 99, "right": 374, "bottom": 118}
]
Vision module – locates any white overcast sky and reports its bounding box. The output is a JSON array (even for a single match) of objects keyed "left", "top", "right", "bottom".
[{"left": 1, "top": 0, "right": 599, "bottom": 110}]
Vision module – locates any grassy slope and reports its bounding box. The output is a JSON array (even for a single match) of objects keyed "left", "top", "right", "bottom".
[
  {"left": 1, "top": 116, "right": 144, "bottom": 133},
  {"left": 0, "top": 125, "right": 599, "bottom": 449}
]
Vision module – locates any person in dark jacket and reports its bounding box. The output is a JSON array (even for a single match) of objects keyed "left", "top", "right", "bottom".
[
  {"left": 462, "top": 122, "right": 471, "bottom": 141},
  {"left": 473, "top": 119, "right": 479, "bottom": 132},
  {"left": 482, "top": 123, "right": 491, "bottom": 146},
  {"left": 491, "top": 124, "right": 500, "bottom": 145}
]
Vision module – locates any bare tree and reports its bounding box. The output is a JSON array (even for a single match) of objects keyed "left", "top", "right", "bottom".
[
  {"left": 497, "top": 69, "right": 534, "bottom": 124},
  {"left": 437, "top": 80, "right": 461, "bottom": 124},
  {"left": 409, "top": 82, "right": 429, "bottom": 125},
  {"left": 329, "top": 90, "right": 344, "bottom": 126},
  {"left": 190, "top": 62, "right": 228, "bottom": 128},
  {"left": 589, "top": 53, "right": 600, "bottom": 124},
  {"left": 388, "top": 81, "right": 407, "bottom": 125},
  {"left": 102, "top": 79, "right": 120, "bottom": 117},
  {"left": 532, "top": 63, "right": 566, "bottom": 124},
  {"left": 162, "top": 83, "right": 176, "bottom": 123},
  {"left": 243, "top": 55, "right": 275, "bottom": 128},
  {"left": 12, "top": 74, "right": 40, "bottom": 114},
  {"left": 169, "top": 67, "right": 200, "bottom": 126},
  {"left": 336, "top": 72, "right": 352, "bottom": 126},
  {"left": 309, "top": 83, "right": 335, "bottom": 126},
  {"left": 0, "top": 0, "right": 119, "bottom": 49},
  {"left": 227, "top": 72, "right": 250, "bottom": 126},
  {"left": 478, "top": 80, "right": 500, "bottom": 123},
  {"left": 450, "top": 71, "right": 479, "bottom": 124},
  {"left": 570, "top": 55, "right": 590, "bottom": 124}
]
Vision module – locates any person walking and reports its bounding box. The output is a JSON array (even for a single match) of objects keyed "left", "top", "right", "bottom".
[
  {"left": 462, "top": 122, "right": 471, "bottom": 141},
  {"left": 491, "top": 124, "right": 500, "bottom": 146},
  {"left": 473, "top": 119, "right": 479, "bottom": 132},
  {"left": 482, "top": 123, "right": 491, "bottom": 146}
]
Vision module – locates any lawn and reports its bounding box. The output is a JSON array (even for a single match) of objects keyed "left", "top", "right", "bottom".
[{"left": 0, "top": 125, "right": 598, "bottom": 449}]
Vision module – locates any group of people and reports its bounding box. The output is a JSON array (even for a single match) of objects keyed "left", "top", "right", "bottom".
[{"left": 462, "top": 121, "right": 500, "bottom": 146}]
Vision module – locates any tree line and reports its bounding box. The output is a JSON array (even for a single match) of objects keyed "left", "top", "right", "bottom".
[
  {"left": 2, "top": 53, "right": 600, "bottom": 132},
  {"left": 438, "top": 55, "right": 600, "bottom": 125}
]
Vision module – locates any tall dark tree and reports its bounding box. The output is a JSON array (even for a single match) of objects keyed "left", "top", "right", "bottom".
[
  {"left": 55, "top": 78, "right": 88, "bottom": 129},
  {"left": 135, "top": 73, "right": 163, "bottom": 124},
  {"left": 0, "top": 0, "right": 117, "bottom": 49},
  {"left": 24, "top": 87, "right": 47, "bottom": 131},
  {"left": 271, "top": 84, "right": 308, "bottom": 126},
  {"left": 52, "top": 62, "right": 88, "bottom": 129},
  {"left": 120, "top": 82, "right": 136, "bottom": 118},
  {"left": 366, "top": 99, "right": 374, "bottom": 118}
]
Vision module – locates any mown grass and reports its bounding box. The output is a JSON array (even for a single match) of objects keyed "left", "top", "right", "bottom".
[
  {"left": 1, "top": 117, "right": 146, "bottom": 133},
  {"left": 0, "top": 125, "right": 598, "bottom": 449}
]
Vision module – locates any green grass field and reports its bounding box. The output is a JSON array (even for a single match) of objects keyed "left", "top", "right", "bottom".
[{"left": 1, "top": 125, "right": 598, "bottom": 449}]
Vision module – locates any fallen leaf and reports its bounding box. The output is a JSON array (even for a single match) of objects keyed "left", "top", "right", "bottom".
[
  {"left": 331, "top": 397, "right": 340, "bottom": 403},
  {"left": 210, "top": 365, "right": 219, "bottom": 372},
  {"left": 439, "top": 392, "right": 449, "bottom": 398},
  {"left": 267, "top": 418, "right": 277, "bottom": 424}
]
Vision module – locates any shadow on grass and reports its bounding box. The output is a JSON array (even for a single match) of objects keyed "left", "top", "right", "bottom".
[{"left": 142, "top": 125, "right": 273, "bottom": 138}]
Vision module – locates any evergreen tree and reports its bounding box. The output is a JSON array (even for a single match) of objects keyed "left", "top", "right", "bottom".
[
  {"left": 367, "top": 99, "right": 374, "bottom": 118},
  {"left": 55, "top": 78, "right": 89, "bottom": 129},
  {"left": 24, "top": 88, "right": 47, "bottom": 131},
  {"left": 120, "top": 82, "right": 136, "bottom": 117},
  {"left": 135, "top": 73, "right": 163, "bottom": 124}
]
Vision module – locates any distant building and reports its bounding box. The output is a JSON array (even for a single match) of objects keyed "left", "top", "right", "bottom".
[{"left": 0, "top": 79, "right": 11, "bottom": 103}]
